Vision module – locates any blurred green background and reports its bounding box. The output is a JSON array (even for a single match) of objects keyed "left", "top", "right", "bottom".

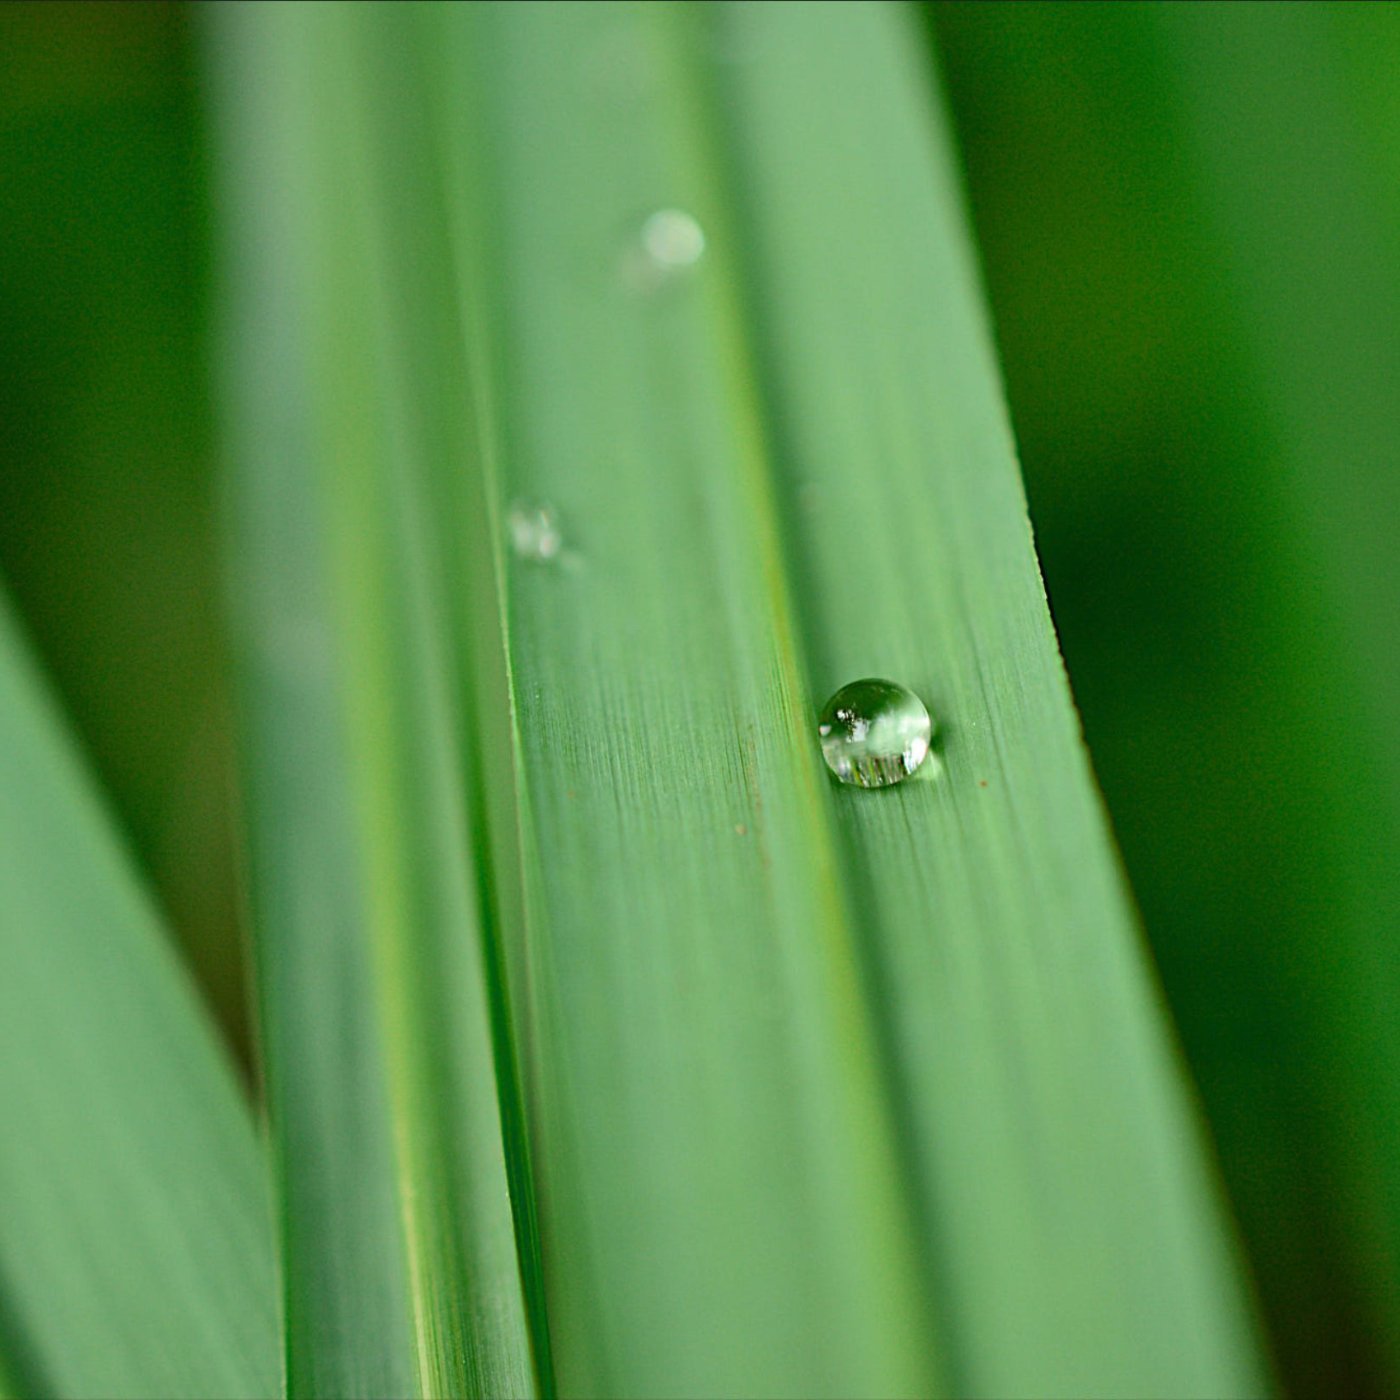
[
  {"left": 932, "top": 5, "right": 1400, "bottom": 1394},
  {"left": 3, "top": 2, "right": 1399, "bottom": 1394},
  {"left": 0, "top": 1, "right": 248, "bottom": 1063}
]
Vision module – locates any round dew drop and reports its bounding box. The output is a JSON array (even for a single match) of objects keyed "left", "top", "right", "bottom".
[
  {"left": 622, "top": 209, "right": 706, "bottom": 293},
  {"left": 640, "top": 208, "right": 705, "bottom": 270},
  {"left": 507, "top": 500, "right": 563, "bottom": 563},
  {"left": 818, "top": 679, "right": 933, "bottom": 789}
]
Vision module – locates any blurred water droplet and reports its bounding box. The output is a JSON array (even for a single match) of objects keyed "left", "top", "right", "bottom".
[
  {"left": 622, "top": 209, "right": 706, "bottom": 292},
  {"left": 643, "top": 209, "right": 705, "bottom": 267},
  {"left": 818, "top": 679, "right": 933, "bottom": 789},
  {"left": 508, "top": 501, "right": 563, "bottom": 563}
]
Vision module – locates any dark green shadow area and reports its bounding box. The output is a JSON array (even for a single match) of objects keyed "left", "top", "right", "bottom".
[
  {"left": 0, "top": 1, "right": 247, "bottom": 1064},
  {"left": 931, "top": 3, "right": 1400, "bottom": 1394}
]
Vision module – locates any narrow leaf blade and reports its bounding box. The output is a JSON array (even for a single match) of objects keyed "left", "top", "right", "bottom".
[
  {"left": 0, "top": 589, "right": 279, "bottom": 1400},
  {"left": 208, "top": 4, "right": 540, "bottom": 1394}
]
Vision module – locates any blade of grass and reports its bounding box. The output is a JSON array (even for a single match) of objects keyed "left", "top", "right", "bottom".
[
  {"left": 212, "top": 1, "right": 1271, "bottom": 1396},
  {"left": 707, "top": 6, "right": 1272, "bottom": 1395},
  {"left": 207, "top": 4, "right": 539, "bottom": 1395},
  {"left": 445, "top": 2, "right": 1268, "bottom": 1396},
  {"left": 432, "top": 3, "right": 941, "bottom": 1394},
  {"left": 0, "top": 585, "right": 279, "bottom": 1400}
]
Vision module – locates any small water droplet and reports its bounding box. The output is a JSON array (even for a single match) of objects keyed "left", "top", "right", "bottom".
[
  {"left": 817, "top": 679, "right": 933, "bottom": 789},
  {"left": 622, "top": 208, "right": 706, "bottom": 292},
  {"left": 642, "top": 208, "right": 705, "bottom": 267},
  {"left": 507, "top": 501, "right": 563, "bottom": 563}
]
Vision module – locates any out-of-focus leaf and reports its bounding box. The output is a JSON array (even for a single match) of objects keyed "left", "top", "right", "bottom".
[{"left": 0, "top": 589, "right": 278, "bottom": 1400}]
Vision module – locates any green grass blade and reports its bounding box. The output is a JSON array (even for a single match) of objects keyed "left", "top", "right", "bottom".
[
  {"left": 0, "top": 587, "right": 279, "bottom": 1400},
  {"left": 208, "top": 4, "right": 538, "bottom": 1395},
  {"left": 449, "top": 2, "right": 1267, "bottom": 1396},
  {"left": 211, "top": 1, "right": 1271, "bottom": 1396},
  {"left": 716, "top": 6, "right": 1271, "bottom": 1395},
  {"left": 443, "top": 4, "right": 939, "bottom": 1392}
]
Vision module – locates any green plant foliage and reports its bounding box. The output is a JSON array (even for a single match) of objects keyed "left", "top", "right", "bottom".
[
  {"left": 0, "top": 590, "right": 278, "bottom": 1400},
  {"left": 209, "top": 4, "right": 539, "bottom": 1396},
  {"left": 932, "top": 3, "right": 1400, "bottom": 1392},
  {"left": 211, "top": 2, "right": 1268, "bottom": 1396}
]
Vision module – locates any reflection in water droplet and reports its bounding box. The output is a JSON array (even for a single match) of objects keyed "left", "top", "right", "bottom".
[
  {"left": 818, "top": 679, "right": 933, "bottom": 789},
  {"left": 507, "top": 501, "right": 563, "bottom": 563},
  {"left": 622, "top": 209, "right": 706, "bottom": 292}
]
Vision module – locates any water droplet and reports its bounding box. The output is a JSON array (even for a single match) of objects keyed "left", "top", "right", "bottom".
[
  {"left": 642, "top": 209, "right": 705, "bottom": 267},
  {"left": 622, "top": 209, "right": 705, "bottom": 292},
  {"left": 507, "top": 501, "right": 563, "bottom": 563},
  {"left": 817, "top": 679, "right": 933, "bottom": 789}
]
